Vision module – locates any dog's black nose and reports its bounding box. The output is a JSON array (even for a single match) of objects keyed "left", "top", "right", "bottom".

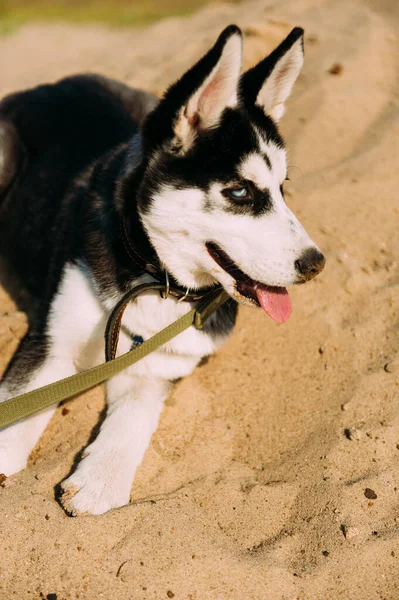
[{"left": 295, "top": 248, "right": 325, "bottom": 281}]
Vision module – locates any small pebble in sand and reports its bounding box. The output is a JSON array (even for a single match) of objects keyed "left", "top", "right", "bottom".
[
  {"left": 344, "top": 427, "right": 364, "bottom": 441},
  {"left": 322, "top": 550, "right": 329, "bottom": 556},
  {"left": 307, "top": 33, "right": 319, "bottom": 44},
  {"left": 364, "top": 488, "right": 377, "bottom": 500},
  {"left": 243, "top": 26, "right": 261, "bottom": 38},
  {"left": 319, "top": 226, "right": 331, "bottom": 235},
  {"left": 341, "top": 525, "right": 359, "bottom": 539},
  {"left": 167, "top": 592, "right": 175, "bottom": 598},
  {"left": 328, "top": 63, "right": 343, "bottom": 75},
  {"left": 0, "top": 473, "right": 7, "bottom": 487},
  {"left": 384, "top": 358, "right": 399, "bottom": 373}
]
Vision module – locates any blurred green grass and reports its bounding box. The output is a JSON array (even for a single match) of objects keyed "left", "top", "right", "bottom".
[{"left": 0, "top": 0, "right": 240, "bottom": 34}]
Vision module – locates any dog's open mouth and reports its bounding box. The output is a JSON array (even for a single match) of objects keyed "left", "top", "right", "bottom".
[{"left": 206, "top": 242, "right": 292, "bottom": 324}]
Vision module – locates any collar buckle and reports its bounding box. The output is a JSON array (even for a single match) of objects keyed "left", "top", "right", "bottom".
[
  {"left": 160, "top": 270, "right": 170, "bottom": 299},
  {"left": 177, "top": 288, "right": 190, "bottom": 303}
]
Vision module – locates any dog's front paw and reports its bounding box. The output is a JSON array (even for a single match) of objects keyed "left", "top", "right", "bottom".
[{"left": 57, "top": 451, "right": 133, "bottom": 516}]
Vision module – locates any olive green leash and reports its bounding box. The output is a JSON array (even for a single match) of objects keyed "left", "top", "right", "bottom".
[{"left": 0, "top": 285, "right": 229, "bottom": 429}]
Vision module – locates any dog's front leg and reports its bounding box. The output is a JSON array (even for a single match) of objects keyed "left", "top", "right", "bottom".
[
  {"left": 58, "top": 372, "right": 171, "bottom": 516},
  {"left": 0, "top": 331, "right": 77, "bottom": 476}
]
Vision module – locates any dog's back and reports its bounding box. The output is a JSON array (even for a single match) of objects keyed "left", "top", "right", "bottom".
[{"left": 0, "top": 75, "right": 157, "bottom": 294}]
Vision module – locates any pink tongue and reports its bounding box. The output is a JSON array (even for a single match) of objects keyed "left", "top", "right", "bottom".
[{"left": 255, "top": 285, "right": 292, "bottom": 324}]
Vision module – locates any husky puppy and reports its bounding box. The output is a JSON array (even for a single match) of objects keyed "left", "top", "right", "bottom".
[{"left": 0, "top": 26, "right": 325, "bottom": 515}]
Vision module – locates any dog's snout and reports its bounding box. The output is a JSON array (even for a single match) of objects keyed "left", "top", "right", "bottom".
[{"left": 295, "top": 248, "right": 325, "bottom": 281}]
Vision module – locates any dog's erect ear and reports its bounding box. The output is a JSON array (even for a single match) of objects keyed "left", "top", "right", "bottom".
[
  {"left": 143, "top": 25, "right": 242, "bottom": 153},
  {"left": 239, "top": 27, "right": 304, "bottom": 122},
  {"left": 178, "top": 26, "right": 242, "bottom": 140}
]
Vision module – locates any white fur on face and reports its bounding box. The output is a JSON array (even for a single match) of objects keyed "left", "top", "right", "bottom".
[
  {"left": 254, "top": 131, "right": 287, "bottom": 184},
  {"left": 141, "top": 137, "right": 320, "bottom": 293},
  {"left": 141, "top": 187, "right": 219, "bottom": 289},
  {"left": 238, "top": 153, "right": 273, "bottom": 189}
]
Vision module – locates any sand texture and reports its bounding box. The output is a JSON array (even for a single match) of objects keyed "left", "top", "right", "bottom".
[{"left": 0, "top": 0, "right": 398, "bottom": 598}]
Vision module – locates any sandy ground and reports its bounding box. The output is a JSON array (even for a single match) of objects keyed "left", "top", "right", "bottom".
[{"left": 0, "top": 0, "right": 398, "bottom": 598}]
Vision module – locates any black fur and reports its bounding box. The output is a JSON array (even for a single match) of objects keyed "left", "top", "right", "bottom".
[
  {"left": 0, "top": 75, "right": 142, "bottom": 297},
  {"left": 0, "top": 73, "right": 238, "bottom": 359}
]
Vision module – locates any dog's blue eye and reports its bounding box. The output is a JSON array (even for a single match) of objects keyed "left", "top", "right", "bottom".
[
  {"left": 231, "top": 188, "right": 247, "bottom": 198},
  {"left": 223, "top": 185, "right": 252, "bottom": 203},
  {"left": 228, "top": 187, "right": 252, "bottom": 201}
]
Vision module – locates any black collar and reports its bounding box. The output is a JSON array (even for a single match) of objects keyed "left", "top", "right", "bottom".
[{"left": 121, "top": 217, "right": 158, "bottom": 274}]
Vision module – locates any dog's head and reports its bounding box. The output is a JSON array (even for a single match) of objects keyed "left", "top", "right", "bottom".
[{"left": 138, "top": 25, "right": 325, "bottom": 323}]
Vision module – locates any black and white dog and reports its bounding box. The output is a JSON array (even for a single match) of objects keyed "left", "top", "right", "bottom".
[{"left": 0, "top": 25, "right": 325, "bottom": 515}]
